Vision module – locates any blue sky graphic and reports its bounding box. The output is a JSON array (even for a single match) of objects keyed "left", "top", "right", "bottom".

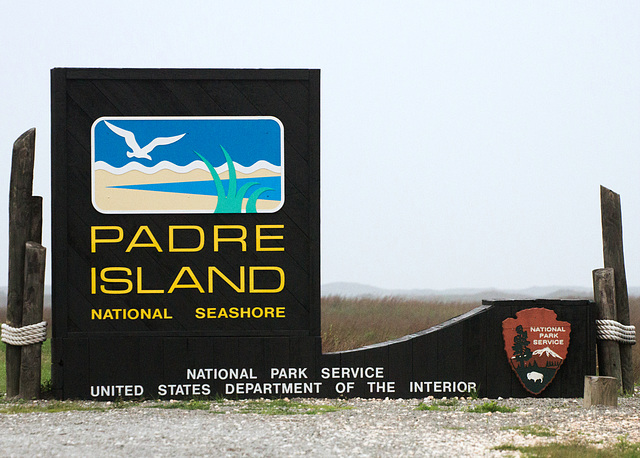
[{"left": 93, "top": 117, "right": 283, "bottom": 168}]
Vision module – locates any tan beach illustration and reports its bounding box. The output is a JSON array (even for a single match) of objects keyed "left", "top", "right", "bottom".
[{"left": 93, "top": 166, "right": 282, "bottom": 213}]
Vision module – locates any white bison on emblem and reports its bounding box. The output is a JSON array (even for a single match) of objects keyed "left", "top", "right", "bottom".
[{"left": 527, "top": 371, "right": 544, "bottom": 383}]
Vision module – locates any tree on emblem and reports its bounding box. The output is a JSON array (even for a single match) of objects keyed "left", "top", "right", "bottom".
[{"left": 512, "top": 325, "right": 532, "bottom": 368}]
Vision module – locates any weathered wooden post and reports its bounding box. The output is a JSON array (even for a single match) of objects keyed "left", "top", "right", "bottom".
[
  {"left": 592, "top": 268, "right": 622, "bottom": 386},
  {"left": 584, "top": 375, "right": 618, "bottom": 408},
  {"left": 600, "top": 186, "right": 635, "bottom": 395},
  {"left": 2, "top": 128, "right": 46, "bottom": 399},
  {"left": 6, "top": 129, "right": 37, "bottom": 397},
  {"left": 19, "top": 242, "right": 46, "bottom": 399}
]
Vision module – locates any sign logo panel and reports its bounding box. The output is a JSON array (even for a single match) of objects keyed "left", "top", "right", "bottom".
[
  {"left": 502, "top": 308, "right": 571, "bottom": 395},
  {"left": 92, "top": 117, "right": 284, "bottom": 214}
]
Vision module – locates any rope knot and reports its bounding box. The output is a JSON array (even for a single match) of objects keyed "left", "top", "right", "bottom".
[
  {"left": 596, "top": 319, "right": 636, "bottom": 345},
  {"left": 0, "top": 321, "right": 48, "bottom": 346}
]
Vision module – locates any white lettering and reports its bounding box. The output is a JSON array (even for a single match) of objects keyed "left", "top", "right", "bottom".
[
  {"left": 321, "top": 367, "right": 385, "bottom": 379},
  {"left": 90, "top": 385, "right": 144, "bottom": 397},
  {"left": 225, "top": 382, "right": 322, "bottom": 395},
  {"left": 409, "top": 381, "right": 477, "bottom": 394}
]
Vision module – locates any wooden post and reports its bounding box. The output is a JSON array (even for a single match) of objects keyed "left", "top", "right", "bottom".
[
  {"left": 584, "top": 376, "right": 618, "bottom": 408},
  {"left": 29, "top": 196, "right": 43, "bottom": 244},
  {"left": 6, "top": 128, "right": 36, "bottom": 397},
  {"left": 592, "top": 268, "right": 622, "bottom": 386},
  {"left": 600, "top": 186, "right": 633, "bottom": 395},
  {"left": 19, "top": 242, "right": 46, "bottom": 399}
]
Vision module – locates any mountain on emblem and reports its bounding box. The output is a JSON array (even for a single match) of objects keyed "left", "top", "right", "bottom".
[
  {"left": 502, "top": 308, "right": 571, "bottom": 395},
  {"left": 532, "top": 347, "right": 562, "bottom": 358}
]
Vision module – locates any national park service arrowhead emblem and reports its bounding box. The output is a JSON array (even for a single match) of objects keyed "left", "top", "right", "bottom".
[{"left": 502, "top": 308, "right": 571, "bottom": 395}]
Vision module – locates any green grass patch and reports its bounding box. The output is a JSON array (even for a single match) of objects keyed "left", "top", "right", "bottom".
[
  {"left": 468, "top": 401, "right": 517, "bottom": 413},
  {"left": 0, "top": 340, "right": 51, "bottom": 396},
  {"left": 41, "top": 339, "right": 51, "bottom": 384},
  {"left": 416, "top": 398, "right": 460, "bottom": 411},
  {"left": 416, "top": 402, "right": 441, "bottom": 411},
  {"left": 240, "top": 399, "right": 350, "bottom": 415},
  {"left": 501, "top": 424, "right": 556, "bottom": 437},
  {"left": 0, "top": 342, "right": 4, "bottom": 393},
  {"left": 493, "top": 437, "right": 640, "bottom": 457},
  {"left": 0, "top": 399, "right": 107, "bottom": 414}
]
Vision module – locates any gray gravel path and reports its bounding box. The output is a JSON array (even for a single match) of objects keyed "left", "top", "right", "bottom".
[{"left": 1, "top": 396, "right": 639, "bottom": 457}]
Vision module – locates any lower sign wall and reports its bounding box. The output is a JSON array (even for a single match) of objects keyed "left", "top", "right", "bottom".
[{"left": 53, "top": 300, "right": 596, "bottom": 399}]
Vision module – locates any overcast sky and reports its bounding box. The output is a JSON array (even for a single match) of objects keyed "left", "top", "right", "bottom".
[{"left": 1, "top": 1, "right": 638, "bottom": 291}]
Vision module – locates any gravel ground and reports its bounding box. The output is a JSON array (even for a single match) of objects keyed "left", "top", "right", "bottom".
[{"left": 0, "top": 395, "right": 639, "bottom": 457}]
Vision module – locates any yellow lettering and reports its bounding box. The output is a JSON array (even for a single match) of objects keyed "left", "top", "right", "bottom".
[
  {"left": 214, "top": 225, "right": 247, "bottom": 251},
  {"left": 208, "top": 266, "right": 245, "bottom": 293},
  {"left": 91, "top": 309, "right": 102, "bottom": 319},
  {"left": 91, "top": 267, "right": 97, "bottom": 294},
  {"left": 136, "top": 267, "right": 165, "bottom": 294},
  {"left": 168, "top": 267, "right": 205, "bottom": 293},
  {"left": 193, "top": 306, "right": 284, "bottom": 319},
  {"left": 169, "top": 225, "right": 205, "bottom": 252},
  {"left": 103, "top": 309, "right": 113, "bottom": 319},
  {"left": 250, "top": 266, "right": 285, "bottom": 293},
  {"left": 91, "top": 226, "right": 123, "bottom": 253},
  {"left": 100, "top": 267, "right": 133, "bottom": 294},
  {"left": 126, "top": 226, "right": 163, "bottom": 252},
  {"left": 141, "top": 309, "right": 151, "bottom": 319},
  {"left": 152, "top": 309, "right": 162, "bottom": 319},
  {"left": 163, "top": 309, "right": 172, "bottom": 319},
  {"left": 256, "top": 225, "right": 285, "bottom": 251}
]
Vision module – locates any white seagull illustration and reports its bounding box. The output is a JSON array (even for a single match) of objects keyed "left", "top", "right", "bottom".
[{"left": 104, "top": 121, "right": 186, "bottom": 160}]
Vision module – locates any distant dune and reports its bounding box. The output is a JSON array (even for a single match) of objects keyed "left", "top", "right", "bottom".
[{"left": 321, "top": 282, "right": 640, "bottom": 301}]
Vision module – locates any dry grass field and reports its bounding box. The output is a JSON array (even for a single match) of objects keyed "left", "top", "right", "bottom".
[{"left": 321, "top": 296, "right": 479, "bottom": 352}]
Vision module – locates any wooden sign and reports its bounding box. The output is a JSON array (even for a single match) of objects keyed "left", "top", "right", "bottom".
[
  {"left": 51, "top": 68, "right": 596, "bottom": 400},
  {"left": 51, "top": 68, "right": 320, "bottom": 398}
]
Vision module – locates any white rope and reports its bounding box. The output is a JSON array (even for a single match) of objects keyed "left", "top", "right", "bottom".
[
  {"left": 596, "top": 319, "right": 636, "bottom": 345},
  {"left": 1, "top": 321, "right": 47, "bottom": 346}
]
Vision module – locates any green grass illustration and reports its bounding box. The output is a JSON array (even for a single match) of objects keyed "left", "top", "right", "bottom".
[{"left": 194, "top": 145, "right": 273, "bottom": 213}]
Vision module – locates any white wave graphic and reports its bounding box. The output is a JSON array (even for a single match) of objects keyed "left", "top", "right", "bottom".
[{"left": 94, "top": 160, "right": 282, "bottom": 175}]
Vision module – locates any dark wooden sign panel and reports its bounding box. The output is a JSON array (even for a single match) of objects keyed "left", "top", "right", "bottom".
[
  {"left": 51, "top": 69, "right": 596, "bottom": 400},
  {"left": 51, "top": 68, "right": 320, "bottom": 398}
]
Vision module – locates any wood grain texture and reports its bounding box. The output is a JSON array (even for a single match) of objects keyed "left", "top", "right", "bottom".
[
  {"left": 583, "top": 375, "right": 618, "bottom": 408},
  {"left": 19, "top": 242, "right": 46, "bottom": 399},
  {"left": 592, "top": 268, "right": 622, "bottom": 385},
  {"left": 600, "top": 186, "right": 633, "bottom": 394},
  {"left": 7, "top": 128, "right": 36, "bottom": 397}
]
